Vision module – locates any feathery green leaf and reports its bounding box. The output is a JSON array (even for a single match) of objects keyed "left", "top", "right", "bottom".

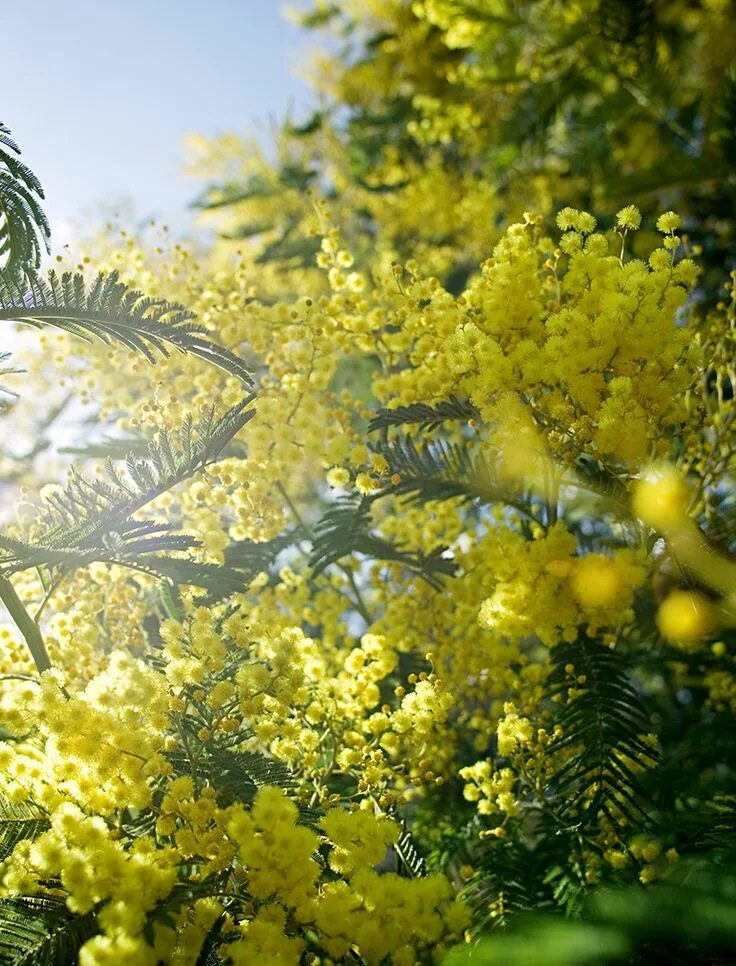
[
  {"left": 0, "top": 269, "right": 253, "bottom": 385},
  {"left": 0, "top": 897, "right": 96, "bottom": 966}
]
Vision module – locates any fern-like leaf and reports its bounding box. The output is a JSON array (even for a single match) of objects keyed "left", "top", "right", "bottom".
[
  {"left": 0, "top": 798, "right": 48, "bottom": 862},
  {"left": 546, "top": 641, "right": 658, "bottom": 831},
  {"left": 394, "top": 826, "right": 427, "bottom": 878},
  {"left": 0, "top": 896, "right": 96, "bottom": 966},
  {"left": 368, "top": 396, "right": 480, "bottom": 433},
  {"left": 309, "top": 495, "right": 456, "bottom": 587},
  {"left": 373, "top": 436, "right": 506, "bottom": 507},
  {"left": 195, "top": 914, "right": 227, "bottom": 966},
  {"left": 42, "top": 399, "right": 252, "bottom": 542},
  {"left": 0, "top": 270, "right": 252, "bottom": 384},
  {"left": 0, "top": 400, "right": 255, "bottom": 590},
  {"left": 166, "top": 744, "right": 321, "bottom": 821},
  {"left": 0, "top": 123, "right": 50, "bottom": 279},
  {"left": 468, "top": 836, "right": 553, "bottom": 928}
]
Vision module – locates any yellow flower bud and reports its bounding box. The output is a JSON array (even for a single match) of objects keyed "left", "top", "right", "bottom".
[
  {"left": 632, "top": 467, "right": 690, "bottom": 530},
  {"left": 571, "top": 555, "right": 624, "bottom": 608},
  {"left": 657, "top": 591, "right": 718, "bottom": 646}
]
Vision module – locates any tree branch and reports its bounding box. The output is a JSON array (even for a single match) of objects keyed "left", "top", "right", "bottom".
[{"left": 0, "top": 574, "right": 51, "bottom": 673}]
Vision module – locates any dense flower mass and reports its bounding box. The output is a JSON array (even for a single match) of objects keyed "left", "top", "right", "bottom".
[{"left": 1, "top": 1, "right": 736, "bottom": 963}]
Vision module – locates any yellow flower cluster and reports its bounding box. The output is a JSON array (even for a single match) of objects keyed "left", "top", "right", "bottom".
[
  {"left": 0, "top": 652, "right": 168, "bottom": 812},
  {"left": 460, "top": 760, "right": 519, "bottom": 818},
  {"left": 0, "top": 641, "right": 468, "bottom": 964},
  {"left": 374, "top": 212, "right": 698, "bottom": 465},
  {"left": 477, "top": 522, "right": 643, "bottom": 646},
  {"left": 0, "top": 187, "right": 724, "bottom": 960}
]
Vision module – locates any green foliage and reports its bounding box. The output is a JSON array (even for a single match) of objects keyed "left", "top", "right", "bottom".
[
  {"left": 446, "top": 857, "right": 736, "bottom": 965},
  {"left": 368, "top": 397, "right": 480, "bottom": 433},
  {"left": 465, "top": 835, "right": 554, "bottom": 929},
  {"left": 192, "top": 158, "right": 321, "bottom": 267},
  {"left": 0, "top": 126, "right": 250, "bottom": 386},
  {"left": 0, "top": 897, "right": 96, "bottom": 966},
  {"left": 546, "top": 640, "right": 658, "bottom": 830},
  {"left": 0, "top": 123, "right": 49, "bottom": 280},
  {"left": 3, "top": 3, "right": 736, "bottom": 961},
  {"left": 0, "top": 121, "right": 264, "bottom": 678},
  {"left": 371, "top": 436, "right": 503, "bottom": 507},
  {"left": 394, "top": 826, "right": 428, "bottom": 879},
  {"left": 309, "top": 495, "right": 456, "bottom": 588},
  {"left": 202, "top": 0, "right": 736, "bottom": 297},
  {"left": 0, "top": 399, "right": 255, "bottom": 593},
  {"left": 0, "top": 269, "right": 252, "bottom": 384},
  {"left": 166, "top": 745, "right": 299, "bottom": 809},
  {"left": 0, "top": 799, "right": 48, "bottom": 863},
  {"left": 149, "top": 623, "right": 322, "bottom": 818}
]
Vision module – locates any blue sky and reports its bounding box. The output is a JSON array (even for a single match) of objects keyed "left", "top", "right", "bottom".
[{"left": 4, "top": 1, "right": 314, "bottom": 245}]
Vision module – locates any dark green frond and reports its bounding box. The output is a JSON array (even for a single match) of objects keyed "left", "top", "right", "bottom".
[
  {"left": 205, "top": 748, "right": 298, "bottom": 804},
  {"left": 0, "top": 896, "right": 96, "bottom": 966},
  {"left": 195, "top": 914, "right": 227, "bottom": 966},
  {"left": 309, "top": 495, "right": 456, "bottom": 587},
  {"left": 0, "top": 400, "right": 255, "bottom": 586},
  {"left": 310, "top": 495, "right": 373, "bottom": 576},
  {"left": 368, "top": 397, "right": 480, "bottom": 433},
  {"left": 0, "top": 525, "right": 196, "bottom": 572},
  {"left": 166, "top": 745, "right": 321, "bottom": 822},
  {"left": 677, "top": 792, "right": 736, "bottom": 854},
  {"left": 572, "top": 454, "right": 631, "bottom": 514},
  {"left": 152, "top": 532, "right": 297, "bottom": 603},
  {"left": 221, "top": 532, "right": 293, "bottom": 574},
  {"left": 394, "top": 826, "right": 428, "bottom": 878},
  {"left": 468, "top": 836, "right": 553, "bottom": 928},
  {"left": 0, "top": 527, "right": 259, "bottom": 596},
  {"left": 0, "top": 527, "right": 249, "bottom": 596},
  {"left": 546, "top": 641, "right": 658, "bottom": 831},
  {"left": 373, "top": 436, "right": 505, "bottom": 507},
  {"left": 543, "top": 856, "right": 590, "bottom": 917},
  {"left": 0, "top": 128, "right": 22, "bottom": 161},
  {"left": 0, "top": 269, "right": 252, "bottom": 384},
  {"left": 0, "top": 123, "right": 50, "bottom": 279},
  {"left": 0, "top": 798, "right": 48, "bottom": 862},
  {"left": 41, "top": 399, "right": 253, "bottom": 537},
  {"left": 141, "top": 557, "right": 252, "bottom": 597}
]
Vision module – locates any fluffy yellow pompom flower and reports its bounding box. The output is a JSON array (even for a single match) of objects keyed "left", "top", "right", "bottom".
[
  {"left": 657, "top": 590, "right": 718, "bottom": 646},
  {"left": 632, "top": 466, "right": 690, "bottom": 531},
  {"left": 496, "top": 703, "right": 533, "bottom": 757},
  {"left": 326, "top": 466, "right": 351, "bottom": 489},
  {"left": 355, "top": 472, "right": 379, "bottom": 494},
  {"left": 556, "top": 207, "right": 596, "bottom": 233},
  {"left": 321, "top": 808, "right": 398, "bottom": 875},
  {"left": 656, "top": 211, "right": 681, "bottom": 233},
  {"left": 571, "top": 554, "right": 625, "bottom": 609},
  {"left": 616, "top": 205, "right": 642, "bottom": 230}
]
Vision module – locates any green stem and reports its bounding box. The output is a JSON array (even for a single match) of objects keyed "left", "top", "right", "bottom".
[
  {"left": 0, "top": 574, "right": 51, "bottom": 673},
  {"left": 160, "top": 580, "right": 182, "bottom": 621},
  {"left": 341, "top": 564, "right": 373, "bottom": 626}
]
